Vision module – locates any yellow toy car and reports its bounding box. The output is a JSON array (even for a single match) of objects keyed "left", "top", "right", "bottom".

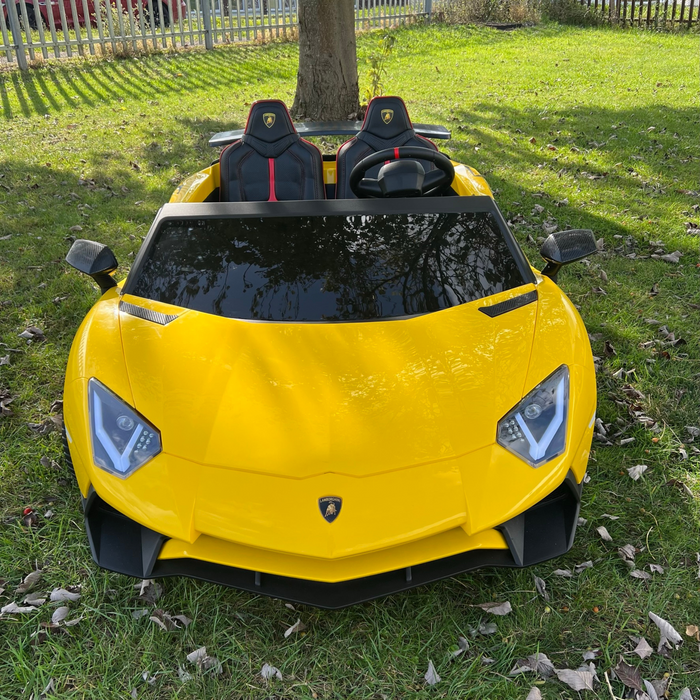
[{"left": 63, "top": 97, "right": 597, "bottom": 608}]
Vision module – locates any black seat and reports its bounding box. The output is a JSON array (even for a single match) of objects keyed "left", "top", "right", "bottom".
[
  {"left": 335, "top": 96, "right": 438, "bottom": 199},
  {"left": 220, "top": 100, "right": 325, "bottom": 202}
]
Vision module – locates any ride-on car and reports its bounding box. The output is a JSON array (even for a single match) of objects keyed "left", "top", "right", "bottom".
[{"left": 63, "top": 97, "right": 597, "bottom": 609}]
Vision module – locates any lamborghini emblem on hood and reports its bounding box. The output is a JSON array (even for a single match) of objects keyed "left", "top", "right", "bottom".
[
  {"left": 381, "top": 109, "right": 394, "bottom": 125},
  {"left": 319, "top": 496, "right": 342, "bottom": 523},
  {"left": 263, "top": 112, "right": 276, "bottom": 128}
]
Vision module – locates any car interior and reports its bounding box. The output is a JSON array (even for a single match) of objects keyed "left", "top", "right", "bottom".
[{"left": 218, "top": 96, "right": 456, "bottom": 202}]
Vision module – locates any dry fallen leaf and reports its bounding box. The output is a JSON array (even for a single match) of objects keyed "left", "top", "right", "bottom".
[
  {"left": 619, "top": 544, "right": 636, "bottom": 564},
  {"left": 657, "top": 250, "right": 682, "bottom": 263},
  {"left": 134, "top": 579, "right": 162, "bottom": 605},
  {"left": 186, "top": 647, "right": 207, "bottom": 664},
  {"left": 509, "top": 652, "right": 555, "bottom": 678},
  {"left": 132, "top": 609, "right": 150, "bottom": 619},
  {"left": 475, "top": 600, "right": 512, "bottom": 615},
  {"left": 16, "top": 570, "right": 42, "bottom": 594},
  {"left": 633, "top": 637, "right": 653, "bottom": 659},
  {"left": 526, "top": 688, "right": 542, "bottom": 700},
  {"left": 186, "top": 646, "right": 222, "bottom": 674},
  {"left": 449, "top": 636, "right": 469, "bottom": 657},
  {"left": 596, "top": 526, "right": 613, "bottom": 542},
  {"left": 534, "top": 575, "right": 549, "bottom": 601},
  {"left": 1, "top": 602, "right": 39, "bottom": 614},
  {"left": 643, "top": 679, "right": 660, "bottom": 700},
  {"left": 18, "top": 326, "right": 45, "bottom": 342},
  {"left": 283, "top": 618, "right": 307, "bottom": 638},
  {"left": 172, "top": 614, "right": 192, "bottom": 628},
  {"left": 555, "top": 668, "right": 595, "bottom": 691},
  {"left": 627, "top": 464, "right": 648, "bottom": 481},
  {"left": 649, "top": 611, "right": 683, "bottom": 647},
  {"left": 685, "top": 624, "right": 699, "bottom": 641},
  {"left": 23, "top": 592, "right": 46, "bottom": 607},
  {"left": 177, "top": 665, "right": 192, "bottom": 683},
  {"left": 474, "top": 621, "right": 497, "bottom": 636},
  {"left": 582, "top": 650, "right": 600, "bottom": 661},
  {"left": 614, "top": 657, "right": 643, "bottom": 692},
  {"left": 630, "top": 569, "right": 652, "bottom": 580},
  {"left": 50, "top": 588, "right": 81, "bottom": 603},
  {"left": 51, "top": 606, "right": 70, "bottom": 625},
  {"left": 260, "top": 663, "right": 282, "bottom": 681},
  {"left": 553, "top": 568, "right": 573, "bottom": 577},
  {"left": 424, "top": 660, "right": 441, "bottom": 686},
  {"left": 575, "top": 561, "right": 594, "bottom": 574},
  {"left": 678, "top": 690, "right": 694, "bottom": 700},
  {"left": 648, "top": 564, "right": 664, "bottom": 574}
]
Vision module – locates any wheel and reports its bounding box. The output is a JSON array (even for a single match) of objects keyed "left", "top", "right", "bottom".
[
  {"left": 18, "top": 4, "right": 40, "bottom": 30},
  {"left": 151, "top": 1, "right": 171, "bottom": 28}
]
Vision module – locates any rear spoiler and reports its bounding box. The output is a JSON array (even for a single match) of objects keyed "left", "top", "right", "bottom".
[{"left": 209, "top": 121, "right": 451, "bottom": 148}]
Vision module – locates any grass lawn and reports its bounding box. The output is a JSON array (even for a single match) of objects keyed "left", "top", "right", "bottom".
[{"left": 1, "top": 22, "right": 699, "bottom": 699}]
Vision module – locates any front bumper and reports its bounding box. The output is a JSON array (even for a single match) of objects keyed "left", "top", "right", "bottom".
[{"left": 82, "top": 471, "right": 582, "bottom": 609}]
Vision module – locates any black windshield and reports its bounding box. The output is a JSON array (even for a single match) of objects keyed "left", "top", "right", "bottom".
[{"left": 127, "top": 211, "right": 525, "bottom": 322}]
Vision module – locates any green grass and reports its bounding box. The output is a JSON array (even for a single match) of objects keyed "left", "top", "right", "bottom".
[{"left": 1, "top": 22, "right": 699, "bottom": 699}]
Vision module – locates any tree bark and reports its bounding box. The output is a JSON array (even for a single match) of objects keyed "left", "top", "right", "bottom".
[{"left": 291, "top": 0, "right": 360, "bottom": 120}]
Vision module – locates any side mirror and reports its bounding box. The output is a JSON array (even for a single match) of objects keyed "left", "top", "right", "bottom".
[
  {"left": 539, "top": 229, "right": 597, "bottom": 282},
  {"left": 66, "top": 239, "right": 119, "bottom": 294}
]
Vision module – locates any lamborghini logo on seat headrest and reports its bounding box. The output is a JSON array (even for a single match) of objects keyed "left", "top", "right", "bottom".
[
  {"left": 263, "top": 112, "right": 276, "bottom": 128},
  {"left": 381, "top": 109, "right": 394, "bottom": 125}
]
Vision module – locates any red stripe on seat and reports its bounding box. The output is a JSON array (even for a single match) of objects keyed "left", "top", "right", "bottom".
[
  {"left": 268, "top": 158, "right": 278, "bottom": 202},
  {"left": 394, "top": 147, "right": 400, "bottom": 160}
]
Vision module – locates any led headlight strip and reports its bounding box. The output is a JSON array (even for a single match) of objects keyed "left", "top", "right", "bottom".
[
  {"left": 497, "top": 365, "right": 569, "bottom": 468},
  {"left": 88, "top": 378, "right": 161, "bottom": 478}
]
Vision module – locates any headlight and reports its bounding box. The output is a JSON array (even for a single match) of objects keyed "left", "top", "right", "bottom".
[
  {"left": 88, "top": 378, "right": 161, "bottom": 478},
  {"left": 497, "top": 365, "right": 569, "bottom": 467}
]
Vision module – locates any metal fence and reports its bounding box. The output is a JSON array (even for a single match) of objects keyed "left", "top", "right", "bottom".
[
  {"left": 574, "top": 0, "right": 698, "bottom": 26},
  {"left": 0, "top": 0, "right": 432, "bottom": 70}
]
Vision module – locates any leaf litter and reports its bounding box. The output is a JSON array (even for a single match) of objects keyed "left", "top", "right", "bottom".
[
  {"left": 632, "top": 637, "right": 654, "bottom": 659},
  {"left": 448, "top": 636, "right": 469, "bottom": 658},
  {"left": 474, "top": 600, "right": 512, "bottom": 615},
  {"left": 614, "top": 657, "right": 643, "bottom": 692},
  {"left": 1, "top": 602, "right": 39, "bottom": 614},
  {"left": 555, "top": 668, "right": 596, "bottom": 691},
  {"left": 283, "top": 618, "right": 307, "bottom": 638},
  {"left": 533, "top": 575, "right": 549, "bottom": 600},
  {"left": 50, "top": 587, "right": 81, "bottom": 602},
  {"left": 133, "top": 579, "right": 162, "bottom": 605},
  {"left": 186, "top": 646, "right": 222, "bottom": 674},
  {"left": 16, "top": 570, "right": 42, "bottom": 593},
  {"left": 149, "top": 609, "right": 192, "bottom": 631},
  {"left": 627, "top": 464, "right": 648, "bottom": 481},
  {"left": 424, "top": 659, "right": 441, "bottom": 686},
  {"left": 596, "top": 526, "right": 613, "bottom": 542},
  {"left": 509, "top": 652, "right": 555, "bottom": 678},
  {"left": 260, "top": 663, "right": 282, "bottom": 681}
]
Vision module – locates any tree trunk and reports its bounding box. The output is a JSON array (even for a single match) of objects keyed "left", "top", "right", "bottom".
[{"left": 292, "top": 0, "right": 360, "bottom": 120}]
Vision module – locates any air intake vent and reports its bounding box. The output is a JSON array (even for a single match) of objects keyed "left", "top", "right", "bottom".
[
  {"left": 479, "top": 290, "right": 538, "bottom": 318},
  {"left": 119, "top": 301, "right": 179, "bottom": 326}
]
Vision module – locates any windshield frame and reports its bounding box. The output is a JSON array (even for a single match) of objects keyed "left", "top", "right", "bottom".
[{"left": 122, "top": 198, "right": 536, "bottom": 315}]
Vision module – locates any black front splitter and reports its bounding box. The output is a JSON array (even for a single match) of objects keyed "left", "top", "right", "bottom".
[{"left": 82, "top": 472, "right": 581, "bottom": 609}]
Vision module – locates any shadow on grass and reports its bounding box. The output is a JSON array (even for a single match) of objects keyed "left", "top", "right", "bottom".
[
  {"left": 428, "top": 101, "right": 699, "bottom": 241},
  {"left": 0, "top": 42, "right": 296, "bottom": 119}
]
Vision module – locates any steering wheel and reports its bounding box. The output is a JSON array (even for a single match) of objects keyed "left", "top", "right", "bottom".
[{"left": 349, "top": 146, "right": 455, "bottom": 198}]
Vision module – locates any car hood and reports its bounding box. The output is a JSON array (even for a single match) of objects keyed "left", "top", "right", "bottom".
[{"left": 118, "top": 286, "right": 539, "bottom": 478}]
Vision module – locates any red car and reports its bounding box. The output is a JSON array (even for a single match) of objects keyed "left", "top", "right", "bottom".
[{"left": 3, "top": 0, "right": 187, "bottom": 30}]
